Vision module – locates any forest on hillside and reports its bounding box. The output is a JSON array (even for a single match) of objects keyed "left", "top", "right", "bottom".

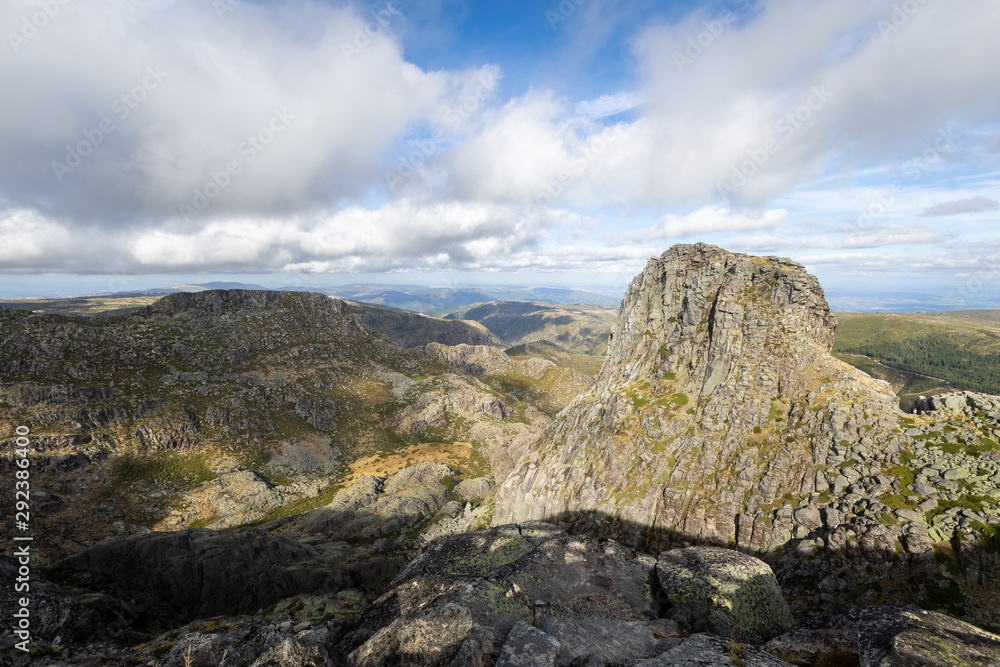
[{"left": 838, "top": 336, "right": 1000, "bottom": 396}]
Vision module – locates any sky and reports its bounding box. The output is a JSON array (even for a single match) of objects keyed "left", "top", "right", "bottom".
[{"left": 1, "top": 0, "right": 999, "bottom": 309}]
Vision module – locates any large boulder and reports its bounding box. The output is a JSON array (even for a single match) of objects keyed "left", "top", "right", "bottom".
[
  {"left": 534, "top": 609, "right": 657, "bottom": 666},
  {"left": 346, "top": 603, "right": 481, "bottom": 667},
  {"left": 762, "top": 612, "right": 859, "bottom": 665},
  {"left": 335, "top": 522, "right": 662, "bottom": 665},
  {"left": 857, "top": 606, "right": 1000, "bottom": 666},
  {"left": 655, "top": 546, "right": 793, "bottom": 645},
  {"left": 496, "top": 621, "right": 561, "bottom": 667}
]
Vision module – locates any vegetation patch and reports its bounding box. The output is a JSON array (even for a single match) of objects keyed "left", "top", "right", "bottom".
[{"left": 108, "top": 452, "right": 216, "bottom": 491}]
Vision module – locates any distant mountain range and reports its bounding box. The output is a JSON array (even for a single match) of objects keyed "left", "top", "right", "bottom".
[{"left": 98, "top": 281, "right": 623, "bottom": 314}]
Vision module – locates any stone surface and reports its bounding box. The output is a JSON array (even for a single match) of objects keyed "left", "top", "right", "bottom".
[
  {"left": 762, "top": 612, "right": 859, "bottom": 666},
  {"left": 857, "top": 606, "right": 1000, "bottom": 666},
  {"left": 289, "top": 462, "right": 453, "bottom": 540},
  {"left": 334, "top": 523, "right": 660, "bottom": 665},
  {"left": 495, "top": 621, "right": 561, "bottom": 667},
  {"left": 59, "top": 528, "right": 341, "bottom": 620},
  {"left": 656, "top": 546, "right": 793, "bottom": 645},
  {"left": 634, "top": 633, "right": 796, "bottom": 666},
  {"left": 454, "top": 477, "right": 494, "bottom": 502},
  {"left": 535, "top": 609, "right": 657, "bottom": 666},
  {"left": 346, "top": 602, "right": 477, "bottom": 667}
]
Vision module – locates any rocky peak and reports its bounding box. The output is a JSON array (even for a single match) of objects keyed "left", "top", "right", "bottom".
[
  {"left": 140, "top": 289, "right": 344, "bottom": 318},
  {"left": 605, "top": 243, "right": 836, "bottom": 393},
  {"left": 494, "top": 244, "right": 903, "bottom": 550}
]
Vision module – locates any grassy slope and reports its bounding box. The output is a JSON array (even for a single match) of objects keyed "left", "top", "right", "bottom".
[
  {"left": 833, "top": 311, "right": 1000, "bottom": 409},
  {"left": 0, "top": 296, "right": 161, "bottom": 316},
  {"left": 447, "top": 301, "right": 619, "bottom": 358}
]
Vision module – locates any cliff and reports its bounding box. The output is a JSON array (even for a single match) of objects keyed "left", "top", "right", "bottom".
[{"left": 494, "top": 244, "right": 906, "bottom": 550}]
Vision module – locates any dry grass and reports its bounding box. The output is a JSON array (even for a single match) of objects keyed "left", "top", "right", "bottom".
[
  {"left": 728, "top": 627, "right": 744, "bottom": 666},
  {"left": 181, "top": 645, "right": 228, "bottom": 666},
  {"left": 341, "top": 441, "right": 476, "bottom": 484}
]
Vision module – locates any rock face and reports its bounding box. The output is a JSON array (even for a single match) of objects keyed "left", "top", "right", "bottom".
[
  {"left": 634, "top": 634, "right": 795, "bottom": 666},
  {"left": 495, "top": 243, "right": 902, "bottom": 551},
  {"left": 159, "top": 468, "right": 322, "bottom": 530},
  {"left": 287, "top": 462, "right": 454, "bottom": 539},
  {"left": 856, "top": 606, "right": 1000, "bottom": 666},
  {"left": 0, "top": 289, "right": 554, "bottom": 560},
  {"left": 335, "top": 522, "right": 662, "bottom": 666},
  {"left": 655, "top": 546, "right": 793, "bottom": 644}
]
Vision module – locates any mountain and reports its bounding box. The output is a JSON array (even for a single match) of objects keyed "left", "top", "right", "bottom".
[
  {"left": 4, "top": 256, "right": 1000, "bottom": 665},
  {"left": 0, "top": 290, "right": 560, "bottom": 555},
  {"left": 326, "top": 285, "right": 622, "bottom": 315},
  {"left": 444, "top": 301, "right": 619, "bottom": 356},
  {"left": 344, "top": 301, "right": 502, "bottom": 348},
  {"left": 494, "top": 243, "right": 1000, "bottom": 623}
]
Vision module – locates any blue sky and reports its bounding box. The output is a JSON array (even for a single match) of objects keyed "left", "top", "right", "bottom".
[{"left": 1, "top": 0, "right": 999, "bottom": 309}]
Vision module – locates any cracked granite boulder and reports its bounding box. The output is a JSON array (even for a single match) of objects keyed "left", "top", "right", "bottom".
[
  {"left": 334, "top": 521, "right": 662, "bottom": 666},
  {"left": 856, "top": 606, "right": 1000, "bottom": 666}
]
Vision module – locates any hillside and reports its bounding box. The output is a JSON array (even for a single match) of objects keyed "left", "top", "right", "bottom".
[
  {"left": 445, "top": 301, "right": 619, "bottom": 359},
  {"left": 0, "top": 290, "right": 563, "bottom": 556},
  {"left": 834, "top": 311, "right": 1000, "bottom": 408}
]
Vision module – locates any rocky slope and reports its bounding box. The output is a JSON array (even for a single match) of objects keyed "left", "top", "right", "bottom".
[
  {"left": 8, "top": 518, "right": 1000, "bottom": 665},
  {"left": 0, "top": 290, "right": 557, "bottom": 559},
  {"left": 345, "top": 301, "right": 503, "bottom": 349},
  {"left": 446, "top": 301, "right": 618, "bottom": 357},
  {"left": 494, "top": 244, "right": 1000, "bottom": 623}
]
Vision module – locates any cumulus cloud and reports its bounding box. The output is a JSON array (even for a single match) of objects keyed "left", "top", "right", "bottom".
[
  {"left": 577, "top": 0, "right": 1000, "bottom": 208},
  {"left": 0, "top": 200, "right": 549, "bottom": 274},
  {"left": 2, "top": 0, "right": 1000, "bottom": 279},
  {"left": 0, "top": 0, "right": 472, "bottom": 224},
  {"left": 921, "top": 197, "right": 999, "bottom": 216}
]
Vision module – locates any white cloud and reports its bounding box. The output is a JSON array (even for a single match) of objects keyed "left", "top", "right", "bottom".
[
  {"left": 921, "top": 197, "right": 999, "bottom": 216},
  {"left": 575, "top": 91, "right": 645, "bottom": 119},
  {"left": 2, "top": 0, "right": 1000, "bottom": 282},
  {"left": 0, "top": 0, "right": 468, "bottom": 223},
  {"left": 124, "top": 200, "right": 552, "bottom": 273},
  {"left": 647, "top": 206, "right": 788, "bottom": 239},
  {"left": 841, "top": 225, "right": 950, "bottom": 248}
]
